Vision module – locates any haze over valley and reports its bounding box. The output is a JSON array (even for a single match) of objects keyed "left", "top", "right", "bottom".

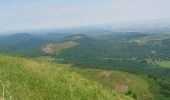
[{"left": 0, "top": 0, "right": 170, "bottom": 100}]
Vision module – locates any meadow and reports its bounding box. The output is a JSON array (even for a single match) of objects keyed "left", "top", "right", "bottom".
[
  {"left": 74, "top": 68, "right": 153, "bottom": 100},
  {"left": 0, "top": 55, "right": 132, "bottom": 100}
]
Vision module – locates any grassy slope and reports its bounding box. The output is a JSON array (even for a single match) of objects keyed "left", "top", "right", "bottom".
[
  {"left": 54, "top": 41, "right": 78, "bottom": 52},
  {"left": 0, "top": 55, "right": 132, "bottom": 100},
  {"left": 74, "top": 68, "right": 153, "bottom": 100}
]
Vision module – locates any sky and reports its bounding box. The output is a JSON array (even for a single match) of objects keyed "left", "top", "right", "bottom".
[{"left": 0, "top": 0, "right": 170, "bottom": 32}]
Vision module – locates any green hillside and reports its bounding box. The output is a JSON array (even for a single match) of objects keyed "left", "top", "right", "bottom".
[
  {"left": 53, "top": 41, "right": 78, "bottom": 52},
  {"left": 0, "top": 55, "right": 132, "bottom": 100},
  {"left": 41, "top": 41, "right": 78, "bottom": 54},
  {"left": 74, "top": 68, "right": 153, "bottom": 100}
]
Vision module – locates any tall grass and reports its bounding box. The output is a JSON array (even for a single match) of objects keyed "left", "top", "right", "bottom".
[
  {"left": 0, "top": 55, "right": 132, "bottom": 100},
  {"left": 74, "top": 68, "right": 153, "bottom": 100}
]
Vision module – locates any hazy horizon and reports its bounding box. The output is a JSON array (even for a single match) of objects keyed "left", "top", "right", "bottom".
[{"left": 0, "top": 0, "right": 170, "bottom": 33}]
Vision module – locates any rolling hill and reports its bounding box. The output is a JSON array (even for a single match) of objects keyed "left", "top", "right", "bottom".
[
  {"left": 74, "top": 68, "right": 153, "bottom": 100},
  {"left": 0, "top": 32, "right": 170, "bottom": 100},
  {"left": 0, "top": 55, "right": 132, "bottom": 100}
]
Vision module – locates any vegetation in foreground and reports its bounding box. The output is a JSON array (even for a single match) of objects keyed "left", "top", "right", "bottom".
[
  {"left": 74, "top": 68, "right": 153, "bottom": 100},
  {"left": 0, "top": 55, "right": 132, "bottom": 100},
  {"left": 0, "top": 33, "right": 170, "bottom": 100}
]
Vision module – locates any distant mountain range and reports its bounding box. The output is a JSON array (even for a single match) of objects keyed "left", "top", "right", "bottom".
[{"left": 1, "top": 21, "right": 170, "bottom": 35}]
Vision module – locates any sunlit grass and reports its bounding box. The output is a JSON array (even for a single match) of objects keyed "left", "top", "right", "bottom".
[
  {"left": 54, "top": 41, "right": 78, "bottom": 52},
  {"left": 74, "top": 68, "right": 153, "bottom": 100},
  {"left": 0, "top": 55, "right": 132, "bottom": 100}
]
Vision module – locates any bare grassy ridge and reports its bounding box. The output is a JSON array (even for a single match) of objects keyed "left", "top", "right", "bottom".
[
  {"left": 53, "top": 41, "right": 78, "bottom": 52},
  {"left": 0, "top": 55, "right": 132, "bottom": 100},
  {"left": 41, "top": 41, "right": 78, "bottom": 55}
]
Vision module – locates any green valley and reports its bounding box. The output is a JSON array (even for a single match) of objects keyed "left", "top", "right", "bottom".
[
  {"left": 1, "top": 1, "right": 170, "bottom": 100},
  {"left": 0, "top": 32, "right": 170, "bottom": 100}
]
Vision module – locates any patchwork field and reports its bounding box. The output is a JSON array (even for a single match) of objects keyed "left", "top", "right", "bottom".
[
  {"left": 156, "top": 61, "right": 170, "bottom": 68},
  {"left": 134, "top": 34, "right": 170, "bottom": 42}
]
